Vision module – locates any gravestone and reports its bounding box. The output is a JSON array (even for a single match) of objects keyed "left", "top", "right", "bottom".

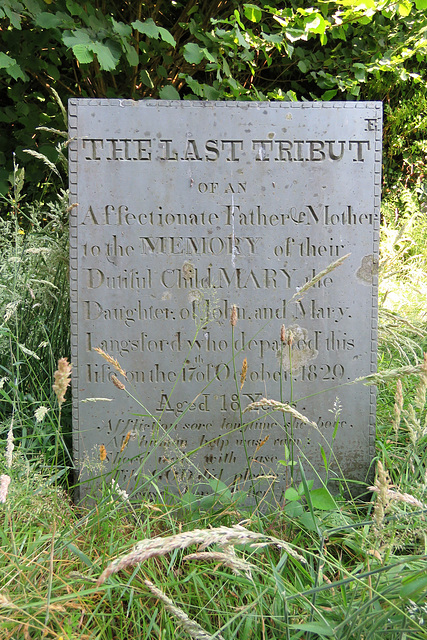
[{"left": 69, "top": 100, "right": 381, "bottom": 501}]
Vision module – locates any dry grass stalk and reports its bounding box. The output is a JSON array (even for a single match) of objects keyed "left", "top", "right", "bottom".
[
  {"left": 99, "top": 445, "right": 107, "bottom": 462},
  {"left": 243, "top": 398, "right": 317, "bottom": 428},
  {"left": 392, "top": 379, "right": 404, "bottom": 438},
  {"left": 386, "top": 489, "right": 427, "bottom": 511},
  {"left": 52, "top": 357, "right": 72, "bottom": 405},
  {"left": 414, "top": 352, "right": 427, "bottom": 410},
  {"left": 96, "top": 524, "right": 306, "bottom": 586},
  {"left": 355, "top": 364, "right": 424, "bottom": 385},
  {"left": 291, "top": 253, "right": 351, "bottom": 302},
  {"left": 93, "top": 347, "right": 127, "bottom": 379},
  {"left": 240, "top": 357, "right": 247, "bottom": 389},
  {"left": 369, "top": 482, "right": 426, "bottom": 512},
  {"left": 145, "top": 579, "right": 224, "bottom": 640},
  {"left": 184, "top": 550, "right": 254, "bottom": 578}
]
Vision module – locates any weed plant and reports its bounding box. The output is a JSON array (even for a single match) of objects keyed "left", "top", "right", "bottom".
[
  {"left": 1, "top": 179, "right": 427, "bottom": 638},
  {"left": 0, "top": 160, "right": 71, "bottom": 467}
]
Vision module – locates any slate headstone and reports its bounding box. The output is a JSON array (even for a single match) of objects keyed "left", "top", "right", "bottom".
[{"left": 69, "top": 100, "right": 381, "bottom": 501}]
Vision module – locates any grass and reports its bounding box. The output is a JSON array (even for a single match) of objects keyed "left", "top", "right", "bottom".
[{"left": 1, "top": 177, "right": 427, "bottom": 639}]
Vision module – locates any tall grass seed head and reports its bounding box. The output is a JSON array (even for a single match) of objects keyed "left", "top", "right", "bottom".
[
  {"left": 112, "top": 374, "right": 126, "bottom": 390},
  {"left": 52, "top": 357, "right": 72, "bottom": 405},
  {"left": 240, "top": 357, "right": 248, "bottom": 389},
  {"left": 280, "top": 324, "right": 286, "bottom": 343},
  {"left": 414, "top": 352, "right": 427, "bottom": 411},
  {"left": 0, "top": 474, "right": 11, "bottom": 504},
  {"left": 392, "top": 379, "right": 403, "bottom": 437},
  {"left": 120, "top": 431, "right": 132, "bottom": 451},
  {"left": 5, "top": 420, "right": 14, "bottom": 469},
  {"left": 94, "top": 347, "right": 127, "bottom": 379},
  {"left": 230, "top": 304, "right": 238, "bottom": 327},
  {"left": 370, "top": 460, "right": 392, "bottom": 533},
  {"left": 34, "top": 405, "right": 49, "bottom": 423}
]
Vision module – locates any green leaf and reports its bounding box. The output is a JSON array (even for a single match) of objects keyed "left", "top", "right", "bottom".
[
  {"left": 35, "top": 12, "right": 63, "bottom": 28},
  {"left": 298, "top": 510, "right": 320, "bottom": 532},
  {"left": 305, "top": 14, "right": 327, "bottom": 35},
  {"left": 62, "top": 30, "right": 91, "bottom": 47},
  {"left": 140, "top": 69, "right": 154, "bottom": 88},
  {"left": 284, "top": 501, "right": 304, "bottom": 518},
  {"left": 0, "top": 52, "right": 16, "bottom": 69},
  {"left": 244, "top": 4, "right": 262, "bottom": 22},
  {"left": 353, "top": 63, "right": 366, "bottom": 82},
  {"left": 310, "top": 487, "right": 337, "bottom": 511},
  {"left": 234, "top": 9, "right": 245, "bottom": 29},
  {"left": 203, "top": 84, "right": 221, "bottom": 100},
  {"left": 185, "top": 75, "right": 204, "bottom": 96},
  {"left": 339, "top": 0, "right": 374, "bottom": 5},
  {"left": 159, "top": 85, "right": 180, "bottom": 100},
  {"left": 285, "top": 487, "right": 300, "bottom": 501},
  {"left": 297, "top": 59, "right": 308, "bottom": 73},
  {"left": 285, "top": 28, "right": 307, "bottom": 43},
  {"left": 320, "top": 445, "right": 328, "bottom": 470},
  {"left": 132, "top": 18, "right": 159, "bottom": 39},
  {"left": 3, "top": 6, "right": 22, "bottom": 29},
  {"left": 111, "top": 17, "right": 132, "bottom": 38},
  {"left": 72, "top": 43, "right": 94, "bottom": 65},
  {"left": 400, "top": 575, "right": 427, "bottom": 598},
  {"left": 416, "top": 0, "right": 427, "bottom": 7},
  {"left": 158, "top": 27, "right": 176, "bottom": 47},
  {"left": 262, "top": 32, "right": 284, "bottom": 44},
  {"left": 398, "top": 0, "right": 412, "bottom": 16},
  {"left": 5, "top": 62, "right": 27, "bottom": 81},
  {"left": 290, "top": 621, "right": 335, "bottom": 637},
  {"left": 235, "top": 26, "right": 250, "bottom": 49},
  {"left": 183, "top": 43, "right": 205, "bottom": 65},
  {"left": 123, "top": 42, "right": 139, "bottom": 67},
  {"left": 208, "top": 478, "right": 232, "bottom": 500},
  {"left": 90, "top": 41, "right": 121, "bottom": 71},
  {"left": 180, "top": 491, "right": 199, "bottom": 511},
  {"left": 66, "top": 0, "right": 85, "bottom": 17},
  {"left": 65, "top": 543, "right": 94, "bottom": 568}
]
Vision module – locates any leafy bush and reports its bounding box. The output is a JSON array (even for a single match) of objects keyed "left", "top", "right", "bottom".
[{"left": 2, "top": 0, "right": 427, "bottom": 202}]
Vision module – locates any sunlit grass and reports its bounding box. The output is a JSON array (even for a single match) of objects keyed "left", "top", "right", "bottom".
[{"left": 1, "top": 183, "right": 427, "bottom": 639}]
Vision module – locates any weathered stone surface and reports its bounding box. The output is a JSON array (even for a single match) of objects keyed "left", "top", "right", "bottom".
[{"left": 69, "top": 100, "right": 381, "bottom": 501}]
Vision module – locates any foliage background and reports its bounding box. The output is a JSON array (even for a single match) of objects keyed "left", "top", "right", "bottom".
[{"left": 1, "top": 0, "right": 427, "bottom": 203}]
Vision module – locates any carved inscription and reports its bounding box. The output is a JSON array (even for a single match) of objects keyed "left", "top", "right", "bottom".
[{"left": 70, "top": 101, "right": 380, "bottom": 500}]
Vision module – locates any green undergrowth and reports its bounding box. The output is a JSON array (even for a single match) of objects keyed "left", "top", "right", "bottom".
[{"left": 0, "top": 183, "right": 427, "bottom": 639}]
